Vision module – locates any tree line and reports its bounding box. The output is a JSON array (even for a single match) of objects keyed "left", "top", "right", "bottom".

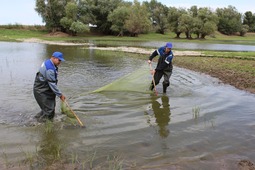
[{"left": 35, "top": 0, "right": 255, "bottom": 38}]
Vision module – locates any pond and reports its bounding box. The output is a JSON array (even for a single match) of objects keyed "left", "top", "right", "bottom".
[{"left": 0, "top": 42, "right": 255, "bottom": 169}]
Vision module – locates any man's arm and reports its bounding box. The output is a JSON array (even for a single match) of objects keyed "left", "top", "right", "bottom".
[
  {"left": 46, "top": 70, "right": 62, "bottom": 97},
  {"left": 149, "top": 50, "right": 158, "bottom": 61}
]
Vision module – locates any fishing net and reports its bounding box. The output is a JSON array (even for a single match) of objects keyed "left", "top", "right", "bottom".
[
  {"left": 61, "top": 100, "right": 85, "bottom": 127},
  {"left": 61, "top": 63, "right": 152, "bottom": 125},
  {"left": 61, "top": 101, "right": 75, "bottom": 118},
  {"left": 93, "top": 63, "right": 152, "bottom": 93},
  {"left": 60, "top": 101, "right": 82, "bottom": 126}
]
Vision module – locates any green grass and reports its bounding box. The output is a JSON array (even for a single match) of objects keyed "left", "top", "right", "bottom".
[
  {"left": 174, "top": 56, "right": 255, "bottom": 91},
  {"left": 192, "top": 106, "right": 200, "bottom": 120},
  {"left": 1, "top": 27, "right": 255, "bottom": 46},
  {"left": 202, "top": 51, "right": 255, "bottom": 60},
  {"left": 0, "top": 29, "right": 46, "bottom": 41}
]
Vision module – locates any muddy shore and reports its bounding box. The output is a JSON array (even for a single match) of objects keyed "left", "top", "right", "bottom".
[{"left": 21, "top": 38, "right": 255, "bottom": 94}]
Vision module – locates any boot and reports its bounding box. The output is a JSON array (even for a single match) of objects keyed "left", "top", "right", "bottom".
[
  {"left": 34, "top": 111, "right": 43, "bottom": 119},
  {"left": 36, "top": 114, "right": 47, "bottom": 123},
  {"left": 163, "top": 85, "right": 167, "bottom": 93},
  {"left": 37, "top": 114, "right": 53, "bottom": 123}
]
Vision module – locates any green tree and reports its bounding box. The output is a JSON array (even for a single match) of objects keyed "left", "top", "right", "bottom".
[
  {"left": 124, "top": 0, "right": 151, "bottom": 36},
  {"left": 151, "top": 4, "right": 169, "bottom": 34},
  {"left": 76, "top": 0, "right": 97, "bottom": 25},
  {"left": 178, "top": 13, "right": 194, "bottom": 39},
  {"left": 243, "top": 11, "right": 255, "bottom": 32},
  {"left": 192, "top": 17, "right": 203, "bottom": 38},
  {"left": 84, "top": 0, "right": 123, "bottom": 34},
  {"left": 188, "top": 6, "right": 200, "bottom": 38},
  {"left": 216, "top": 5, "right": 242, "bottom": 35},
  {"left": 60, "top": 2, "right": 89, "bottom": 35},
  {"left": 144, "top": 0, "right": 169, "bottom": 34},
  {"left": 35, "top": 0, "right": 68, "bottom": 32},
  {"left": 107, "top": 5, "right": 131, "bottom": 36},
  {"left": 196, "top": 7, "right": 218, "bottom": 39},
  {"left": 239, "top": 24, "right": 249, "bottom": 36},
  {"left": 70, "top": 21, "right": 89, "bottom": 35},
  {"left": 167, "top": 7, "right": 186, "bottom": 38},
  {"left": 201, "top": 21, "right": 217, "bottom": 38},
  {"left": 189, "top": 5, "right": 198, "bottom": 18}
]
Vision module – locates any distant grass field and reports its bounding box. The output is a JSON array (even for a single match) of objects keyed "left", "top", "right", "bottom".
[
  {"left": 0, "top": 28, "right": 46, "bottom": 41},
  {"left": 1, "top": 25, "right": 255, "bottom": 45}
]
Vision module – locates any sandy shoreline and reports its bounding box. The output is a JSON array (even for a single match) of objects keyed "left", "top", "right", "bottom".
[
  {"left": 86, "top": 46, "right": 202, "bottom": 56},
  {"left": 20, "top": 38, "right": 90, "bottom": 46},
  {"left": 20, "top": 38, "right": 202, "bottom": 56}
]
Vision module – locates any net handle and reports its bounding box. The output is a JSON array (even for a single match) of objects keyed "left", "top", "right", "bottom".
[
  {"left": 63, "top": 100, "right": 85, "bottom": 127},
  {"left": 149, "top": 63, "right": 158, "bottom": 96}
]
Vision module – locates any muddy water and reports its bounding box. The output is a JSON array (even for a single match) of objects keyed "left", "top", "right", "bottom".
[{"left": 0, "top": 42, "right": 255, "bottom": 169}]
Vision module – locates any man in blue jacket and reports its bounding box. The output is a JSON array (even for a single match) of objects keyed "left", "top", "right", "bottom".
[
  {"left": 148, "top": 42, "right": 174, "bottom": 93},
  {"left": 33, "top": 52, "right": 66, "bottom": 122}
]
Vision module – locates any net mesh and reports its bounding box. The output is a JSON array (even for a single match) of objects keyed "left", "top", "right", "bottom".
[
  {"left": 61, "top": 101, "right": 75, "bottom": 118},
  {"left": 60, "top": 101, "right": 82, "bottom": 126},
  {"left": 93, "top": 64, "right": 152, "bottom": 93}
]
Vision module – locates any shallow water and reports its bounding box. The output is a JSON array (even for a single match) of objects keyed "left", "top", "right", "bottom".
[{"left": 0, "top": 42, "right": 255, "bottom": 169}]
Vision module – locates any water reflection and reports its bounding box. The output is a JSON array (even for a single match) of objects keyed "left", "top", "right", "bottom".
[
  {"left": 153, "top": 95, "right": 171, "bottom": 138},
  {"left": 148, "top": 95, "right": 171, "bottom": 138}
]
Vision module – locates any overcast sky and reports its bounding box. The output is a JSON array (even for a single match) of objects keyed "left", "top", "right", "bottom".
[{"left": 0, "top": 0, "right": 254, "bottom": 25}]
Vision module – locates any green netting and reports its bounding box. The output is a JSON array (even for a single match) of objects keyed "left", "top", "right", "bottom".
[
  {"left": 60, "top": 101, "right": 83, "bottom": 127},
  {"left": 93, "top": 64, "right": 152, "bottom": 93},
  {"left": 61, "top": 101, "right": 75, "bottom": 118}
]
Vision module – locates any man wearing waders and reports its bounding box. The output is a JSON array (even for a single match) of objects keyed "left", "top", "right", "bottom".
[
  {"left": 33, "top": 52, "right": 66, "bottom": 122},
  {"left": 148, "top": 42, "right": 174, "bottom": 93}
]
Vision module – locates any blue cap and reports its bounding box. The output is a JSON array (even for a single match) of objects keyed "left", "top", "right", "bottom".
[
  {"left": 165, "top": 42, "right": 172, "bottom": 48},
  {"left": 52, "top": 52, "right": 65, "bottom": 61}
]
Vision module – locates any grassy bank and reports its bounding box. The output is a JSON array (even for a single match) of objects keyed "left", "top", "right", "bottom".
[
  {"left": 1, "top": 28, "right": 255, "bottom": 94},
  {"left": 1, "top": 27, "right": 255, "bottom": 45},
  {"left": 174, "top": 57, "right": 255, "bottom": 94}
]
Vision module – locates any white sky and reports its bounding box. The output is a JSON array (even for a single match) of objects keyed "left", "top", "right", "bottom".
[
  {"left": 162, "top": 0, "right": 255, "bottom": 13},
  {"left": 0, "top": 0, "right": 254, "bottom": 25}
]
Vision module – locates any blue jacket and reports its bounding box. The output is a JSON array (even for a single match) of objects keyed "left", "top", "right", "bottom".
[
  {"left": 149, "top": 47, "right": 174, "bottom": 71},
  {"left": 35, "top": 59, "right": 62, "bottom": 97}
]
